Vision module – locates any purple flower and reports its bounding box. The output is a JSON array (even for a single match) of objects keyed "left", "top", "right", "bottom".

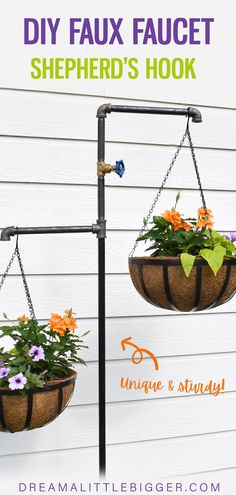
[
  {"left": 0, "top": 367, "right": 10, "bottom": 378},
  {"left": 28, "top": 345, "right": 45, "bottom": 362},
  {"left": 0, "top": 361, "right": 4, "bottom": 368},
  {"left": 8, "top": 373, "right": 27, "bottom": 390},
  {"left": 224, "top": 232, "right": 236, "bottom": 243}
]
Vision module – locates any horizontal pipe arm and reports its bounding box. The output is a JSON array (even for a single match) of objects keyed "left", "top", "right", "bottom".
[
  {"left": 0, "top": 224, "right": 100, "bottom": 241},
  {"left": 97, "top": 104, "right": 202, "bottom": 123}
]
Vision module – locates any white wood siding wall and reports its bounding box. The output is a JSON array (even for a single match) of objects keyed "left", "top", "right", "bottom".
[{"left": 0, "top": 88, "right": 235, "bottom": 483}]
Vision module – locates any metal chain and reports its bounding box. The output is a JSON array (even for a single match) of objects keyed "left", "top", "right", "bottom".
[
  {"left": 186, "top": 127, "right": 207, "bottom": 210},
  {"left": 15, "top": 247, "right": 36, "bottom": 320},
  {"left": 129, "top": 126, "right": 189, "bottom": 257},
  {"left": 0, "top": 237, "right": 36, "bottom": 320},
  {"left": 0, "top": 248, "right": 17, "bottom": 292},
  {"left": 129, "top": 118, "right": 209, "bottom": 257}
]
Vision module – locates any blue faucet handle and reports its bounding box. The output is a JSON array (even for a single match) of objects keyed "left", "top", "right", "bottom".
[{"left": 115, "top": 160, "right": 125, "bottom": 178}]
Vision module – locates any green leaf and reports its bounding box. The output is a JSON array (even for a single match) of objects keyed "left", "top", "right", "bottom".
[
  {"left": 200, "top": 245, "right": 226, "bottom": 275},
  {"left": 25, "top": 371, "right": 44, "bottom": 388},
  {"left": 174, "top": 192, "right": 181, "bottom": 209},
  {"left": 37, "top": 333, "right": 47, "bottom": 345},
  {"left": 143, "top": 217, "right": 148, "bottom": 226},
  {"left": 180, "top": 253, "right": 196, "bottom": 277},
  {"left": 152, "top": 216, "right": 167, "bottom": 228},
  {"left": 204, "top": 230, "right": 236, "bottom": 254}
]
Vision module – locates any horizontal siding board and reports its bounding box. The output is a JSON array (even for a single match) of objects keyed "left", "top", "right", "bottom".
[
  {"left": 0, "top": 274, "right": 236, "bottom": 319},
  {"left": 0, "top": 90, "right": 236, "bottom": 150},
  {"left": 173, "top": 469, "right": 236, "bottom": 487},
  {"left": 0, "top": 231, "right": 134, "bottom": 275},
  {"left": 1, "top": 431, "right": 236, "bottom": 478},
  {"left": 0, "top": 184, "right": 235, "bottom": 231},
  {"left": 74, "top": 313, "right": 236, "bottom": 361},
  {"left": 0, "top": 393, "right": 235, "bottom": 456},
  {"left": 2, "top": 76, "right": 235, "bottom": 111},
  {"left": 0, "top": 137, "right": 236, "bottom": 191},
  {"left": 69, "top": 352, "right": 236, "bottom": 405},
  {"left": 107, "top": 431, "right": 236, "bottom": 477}
]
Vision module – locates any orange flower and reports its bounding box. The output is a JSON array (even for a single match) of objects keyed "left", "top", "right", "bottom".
[
  {"left": 17, "top": 315, "right": 29, "bottom": 323},
  {"left": 63, "top": 316, "right": 77, "bottom": 332},
  {"left": 53, "top": 321, "right": 67, "bottom": 337},
  {"left": 172, "top": 224, "right": 182, "bottom": 231},
  {"left": 198, "top": 208, "right": 212, "bottom": 217},
  {"left": 162, "top": 210, "right": 192, "bottom": 232},
  {"left": 49, "top": 309, "right": 77, "bottom": 336},
  {"left": 196, "top": 218, "right": 206, "bottom": 228},
  {"left": 162, "top": 210, "right": 182, "bottom": 231},
  {"left": 180, "top": 222, "right": 192, "bottom": 232},
  {"left": 49, "top": 313, "right": 65, "bottom": 336},
  {"left": 197, "top": 207, "right": 213, "bottom": 229},
  {"left": 162, "top": 210, "right": 182, "bottom": 226},
  {"left": 205, "top": 219, "right": 213, "bottom": 229},
  {"left": 49, "top": 313, "right": 62, "bottom": 329},
  {"left": 63, "top": 309, "right": 77, "bottom": 332}
]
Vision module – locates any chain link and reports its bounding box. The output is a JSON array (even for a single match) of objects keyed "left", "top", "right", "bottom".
[
  {"left": 186, "top": 128, "right": 207, "bottom": 210},
  {"left": 129, "top": 126, "right": 189, "bottom": 257},
  {"left": 0, "top": 239, "right": 36, "bottom": 320},
  {"left": 16, "top": 247, "right": 36, "bottom": 320},
  {"left": 0, "top": 248, "right": 17, "bottom": 292}
]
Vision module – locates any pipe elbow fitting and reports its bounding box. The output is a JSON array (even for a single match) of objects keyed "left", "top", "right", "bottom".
[
  {"left": 96, "top": 104, "right": 112, "bottom": 118},
  {"left": 188, "top": 107, "right": 202, "bottom": 123},
  {"left": 0, "top": 226, "right": 15, "bottom": 241}
]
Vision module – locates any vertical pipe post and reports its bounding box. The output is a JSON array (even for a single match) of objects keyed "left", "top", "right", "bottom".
[{"left": 97, "top": 116, "right": 106, "bottom": 475}]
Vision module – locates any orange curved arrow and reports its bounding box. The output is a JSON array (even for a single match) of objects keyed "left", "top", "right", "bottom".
[{"left": 121, "top": 336, "right": 159, "bottom": 371}]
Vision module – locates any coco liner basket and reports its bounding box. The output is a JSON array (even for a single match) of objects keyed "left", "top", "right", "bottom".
[
  {"left": 0, "top": 238, "right": 78, "bottom": 432},
  {"left": 129, "top": 257, "right": 236, "bottom": 312},
  {"left": 0, "top": 369, "right": 76, "bottom": 433},
  {"left": 128, "top": 117, "right": 236, "bottom": 312}
]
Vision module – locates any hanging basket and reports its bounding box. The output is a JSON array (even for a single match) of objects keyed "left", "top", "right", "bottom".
[
  {"left": 0, "top": 369, "right": 76, "bottom": 433},
  {"left": 129, "top": 116, "right": 236, "bottom": 312},
  {"left": 129, "top": 257, "right": 236, "bottom": 312}
]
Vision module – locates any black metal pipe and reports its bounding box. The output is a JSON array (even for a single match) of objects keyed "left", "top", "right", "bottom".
[
  {"left": 98, "top": 236, "right": 105, "bottom": 474},
  {"left": 0, "top": 225, "right": 100, "bottom": 241},
  {"left": 97, "top": 103, "right": 202, "bottom": 123},
  {"left": 97, "top": 117, "right": 106, "bottom": 475},
  {"left": 96, "top": 102, "right": 203, "bottom": 477}
]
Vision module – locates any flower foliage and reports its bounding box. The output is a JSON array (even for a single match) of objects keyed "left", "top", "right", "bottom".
[
  {"left": 138, "top": 194, "right": 236, "bottom": 277},
  {"left": 0, "top": 309, "right": 88, "bottom": 393}
]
